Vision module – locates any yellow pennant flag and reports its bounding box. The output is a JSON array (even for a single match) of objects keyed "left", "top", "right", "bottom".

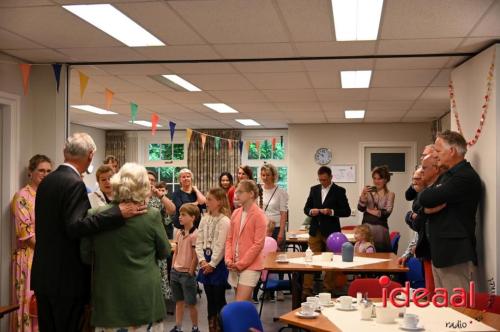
[
  {"left": 79, "top": 71, "right": 89, "bottom": 100},
  {"left": 105, "top": 88, "right": 114, "bottom": 110},
  {"left": 186, "top": 128, "right": 193, "bottom": 144}
]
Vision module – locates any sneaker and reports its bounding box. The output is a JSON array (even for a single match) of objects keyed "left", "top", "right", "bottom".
[
  {"left": 192, "top": 326, "right": 200, "bottom": 332},
  {"left": 276, "top": 291, "right": 285, "bottom": 301},
  {"left": 169, "top": 326, "right": 182, "bottom": 332},
  {"left": 252, "top": 297, "right": 259, "bottom": 304}
]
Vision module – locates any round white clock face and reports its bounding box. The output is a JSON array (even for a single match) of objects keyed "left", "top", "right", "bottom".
[{"left": 315, "top": 148, "right": 332, "bottom": 165}]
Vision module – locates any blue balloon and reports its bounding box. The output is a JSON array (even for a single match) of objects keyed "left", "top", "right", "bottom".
[{"left": 326, "top": 232, "right": 348, "bottom": 253}]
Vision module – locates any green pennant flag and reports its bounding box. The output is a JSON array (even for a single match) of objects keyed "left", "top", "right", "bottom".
[
  {"left": 130, "top": 102, "right": 138, "bottom": 123},
  {"left": 215, "top": 137, "right": 221, "bottom": 152}
]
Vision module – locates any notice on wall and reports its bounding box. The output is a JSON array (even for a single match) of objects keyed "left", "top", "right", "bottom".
[{"left": 331, "top": 165, "right": 356, "bottom": 183}]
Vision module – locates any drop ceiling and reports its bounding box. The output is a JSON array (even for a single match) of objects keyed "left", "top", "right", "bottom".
[{"left": 0, "top": 0, "right": 499, "bottom": 129}]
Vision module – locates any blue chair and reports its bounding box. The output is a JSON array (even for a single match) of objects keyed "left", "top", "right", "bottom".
[
  {"left": 258, "top": 277, "right": 291, "bottom": 317},
  {"left": 405, "top": 257, "right": 425, "bottom": 289},
  {"left": 390, "top": 233, "right": 401, "bottom": 254},
  {"left": 221, "top": 301, "right": 264, "bottom": 332}
]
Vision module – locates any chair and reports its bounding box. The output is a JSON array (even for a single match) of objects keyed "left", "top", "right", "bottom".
[
  {"left": 468, "top": 293, "right": 500, "bottom": 314},
  {"left": 348, "top": 278, "right": 402, "bottom": 298},
  {"left": 405, "top": 257, "right": 425, "bottom": 289},
  {"left": 390, "top": 232, "right": 400, "bottom": 254},
  {"left": 258, "top": 276, "right": 291, "bottom": 317},
  {"left": 221, "top": 301, "right": 264, "bottom": 332}
]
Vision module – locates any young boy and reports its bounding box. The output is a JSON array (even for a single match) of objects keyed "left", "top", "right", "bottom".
[{"left": 170, "top": 203, "right": 200, "bottom": 332}]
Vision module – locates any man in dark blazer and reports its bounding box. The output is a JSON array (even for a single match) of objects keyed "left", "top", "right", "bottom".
[
  {"left": 32, "top": 133, "right": 147, "bottom": 332},
  {"left": 419, "top": 130, "right": 481, "bottom": 293},
  {"left": 302, "top": 166, "right": 351, "bottom": 297}
]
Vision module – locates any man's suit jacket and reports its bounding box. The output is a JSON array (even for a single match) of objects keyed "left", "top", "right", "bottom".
[
  {"left": 303, "top": 183, "right": 351, "bottom": 237},
  {"left": 419, "top": 160, "right": 481, "bottom": 268},
  {"left": 31, "top": 165, "right": 125, "bottom": 298}
]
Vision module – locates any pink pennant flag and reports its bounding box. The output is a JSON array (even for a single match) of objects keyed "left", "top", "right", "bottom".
[
  {"left": 200, "top": 133, "right": 207, "bottom": 150},
  {"left": 228, "top": 139, "right": 233, "bottom": 150},
  {"left": 19, "top": 64, "right": 32, "bottom": 95},
  {"left": 151, "top": 113, "right": 159, "bottom": 135},
  {"left": 255, "top": 140, "right": 261, "bottom": 151}
]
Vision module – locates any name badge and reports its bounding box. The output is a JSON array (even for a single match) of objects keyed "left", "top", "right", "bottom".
[{"left": 204, "top": 248, "right": 212, "bottom": 257}]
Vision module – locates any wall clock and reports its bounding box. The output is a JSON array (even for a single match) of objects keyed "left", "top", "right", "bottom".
[{"left": 314, "top": 148, "right": 332, "bottom": 165}]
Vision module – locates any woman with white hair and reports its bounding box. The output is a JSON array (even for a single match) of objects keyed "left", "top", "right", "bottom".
[
  {"left": 171, "top": 168, "right": 206, "bottom": 229},
  {"left": 81, "top": 163, "right": 171, "bottom": 332}
]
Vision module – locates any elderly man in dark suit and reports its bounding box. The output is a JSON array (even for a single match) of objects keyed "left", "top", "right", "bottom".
[
  {"left": 302, "top": 166, "right": 351, "bottom": 297},
  {"left": 419, "top": 130, "right": 481, "bottom": 293},
  {"left": 31, "top": 133, "right": 146, "bottom": 332}
]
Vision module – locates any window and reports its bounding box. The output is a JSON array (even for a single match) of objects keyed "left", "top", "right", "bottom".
[
  {"left": 370, "top": 153, "right": 405, "bottom": 172},
  {"left": 148, "top": 143, "right": 184, "bottom": 161},
  {"left": 248, "top": 141, "right": 285, "bottom": 160},
  {"left": 146, "top": 166, "right": 185, "bottom": 193}
]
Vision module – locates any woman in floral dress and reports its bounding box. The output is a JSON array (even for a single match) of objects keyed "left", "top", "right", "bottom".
[{"left": 11, "top": 155, "right": 52, "bottom": 332}]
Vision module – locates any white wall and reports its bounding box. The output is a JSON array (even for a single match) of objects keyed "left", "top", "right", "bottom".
[
  {"left": 450, "top": 45, "right": 499, "bottom": 293},
  {"left": 70, "top": 123, "right": 106, "bottom": 190}
]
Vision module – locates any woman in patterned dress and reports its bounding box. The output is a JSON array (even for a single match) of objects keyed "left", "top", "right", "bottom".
[{"left": 11, "top": 154, "right": 52, "bottom": 332}]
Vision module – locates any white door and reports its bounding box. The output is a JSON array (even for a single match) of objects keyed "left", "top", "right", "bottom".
[{"left": 364, "top": 146, "right": 414, "bottom": 256}]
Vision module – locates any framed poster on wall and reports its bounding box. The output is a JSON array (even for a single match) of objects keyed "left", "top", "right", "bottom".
[{"left": 331, "top": 165, "right": 356, "bottom": 183}]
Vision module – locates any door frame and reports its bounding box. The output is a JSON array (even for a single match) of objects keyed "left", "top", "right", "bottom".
[{"left": 0, "top": 91, "right": 21, "bottom": 313}]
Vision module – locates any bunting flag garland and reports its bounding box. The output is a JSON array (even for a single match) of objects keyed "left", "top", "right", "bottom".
[
  {"left": 169, "top": 121, "right": 176, "bottom": 142},
  {"left": 186, "top": 128, "right": 193, "bottom": 144},
  {"left": 449, "top": 50, "right": 495, "bottom": 147},
  {"left": 151, "top": 113, "right": 159, "bottom": 135},
  {"left": 78, "top": 71, "right": 89, "bottom": 100},
  {"left": 52, "top": 64, "right": 62, "bottom": 93},
  {"left": 239, "top": 140, "right": 243, "bottom": 155},
  {"left": 105, "top": 88, "right": 114, "bottom": 110},
  {"left": 215, "top": 137, "right": 221, "bottom": 152},
  {"left": 19, "top": 64, "right": 32, "bottom": 95},
  {"left": 130, "top": 103, "right": 138, "bottom": 123},
  {"left": 200, "top": 134, "right": 207, "bottom": 151},
  {"left": 272, "top": 137, "right": 277, "bottom": 151}
]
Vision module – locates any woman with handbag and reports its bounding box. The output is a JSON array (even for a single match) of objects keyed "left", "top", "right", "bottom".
[{"left": 357, "top": 165, "right": 395, "bottom": 252}]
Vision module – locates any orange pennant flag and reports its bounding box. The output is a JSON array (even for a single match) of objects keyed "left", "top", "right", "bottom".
[
  {"left": 245, "top": 141, "right": 251, "bottom": 152},
  {"left": 200, "top": 134, "right": 207, "bottom": 151},
  {"left": 255, "top": 140, "right": 261, "bottom": 151},
  {"left": 105, "top": 88, "right": 114, "bottom": 110},
  {"left": 228, "top": 139, "right": 233, "bottom": 151},
  {"left": 79, "top": 71, "right": 89, "bottom": 100},
  {"left": 19, "top": 64, "right": 32, "bottom": 95},
  {"left": 186, "top": 128, "right": 193, "bottom": 144},
  {"left": 151, "top": 113, "right": 159, "bottom": 135},
  {"left": 272, "top": 137, "right": 277, "bottom": 151}
]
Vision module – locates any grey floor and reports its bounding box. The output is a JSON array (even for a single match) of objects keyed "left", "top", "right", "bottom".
[{"left": 163, "top": 289, "right": 294, "bottom": 332}]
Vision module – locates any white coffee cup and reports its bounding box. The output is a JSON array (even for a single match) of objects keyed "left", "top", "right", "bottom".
[
  {"left": 403, "top": 313, "right": 420, "bottom": 328},
  {"left": 318, "top": 292, "right": 331, "bottom": 305},
  {"left": 277, "top": 253, "right": 287, "bottom": 261},
  {"left": 338, "top": 296, "right": 353, "bottom": 309},
  {"left": 375, "top": 305, "right": 397, "bottom": 324},
  {"left": 301, "top": 302, "right": 314, "bottom": 316},
  {"left": 360, "top": 305, "right": 372, "bottom": 320},
  {"left": 288, "top": 233, "right": 298, "bottom": 239},
  {"left": 321, "top": 252, "right": 333, "bottom": 262},
  {"left": 307, "top": 296, "right": 320, "bottom": 310}
]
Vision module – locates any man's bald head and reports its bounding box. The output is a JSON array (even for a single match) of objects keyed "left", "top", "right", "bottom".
[{"left": 421, "top": 154, "right": 440, "bottom": 186}]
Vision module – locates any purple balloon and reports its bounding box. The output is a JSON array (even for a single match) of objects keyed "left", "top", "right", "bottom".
[{"left": 326, "top": 232, "right": 348, "bottom": 253}]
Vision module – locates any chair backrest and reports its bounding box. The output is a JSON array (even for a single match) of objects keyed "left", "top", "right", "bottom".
[
  {"left": 348, "top": 278, "right": 402, "bottom": 298},
  {"left": 221, "top": 301, "right": 264, "bottom": 332},
  {"left": 468, "top": 293, "right": 500, "bottom": 314},
  {"left": 390, "top": 233, "right": 401, "bottom": 254},
  {"left": 389, "top": 231, "right": 400, "bottom": 241},
  {"left": 405, "top": 257, "right": 425, "bottom": 289}
]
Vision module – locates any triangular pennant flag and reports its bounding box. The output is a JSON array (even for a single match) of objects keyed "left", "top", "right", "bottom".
[
  {"left": 186, "top": 128, "right": 193, "bottom": 144},
  {"left": 151, "top": 113, "right": 159, "bottom": 135},
  {"left": 272, "top": 137, "right": 277, "bottom": 151},
  {"left": 19, "top": 64, "right": 32, "bottom": 95},
  {"left": 130, "top": 103, "right": 138, "bottom": 123},
  {"left": 78, "top": 71, "right": 89, "bottom": 100},
  {"left": 52, "top": 64, "right": 62, "bottom": 93},
  {"left": 228, "top": 139, "right": 233, "bottom": 151},
  {"left": 280, "top": 135, "right": 284, "bottom": 147},
  {"left": 245, "top": 141, "right": 251, "bottom": 152},
  {"left": 169, "top": 121, "right": 176, "bottom": 142},
  {"left": 255, "top": 140, "right": 261, "bottom": 152},
  {"left": 239, "top": 140, "right": 243, "bottom": 154},
  {"left": 200, "top": 134, "right": 207, "bottom": 151},
  {"left": 104, "top": 88, "right": 114, "bottom": 110},
  {"left": 215, "top": 137, "right": 221, "bottom": 152}
]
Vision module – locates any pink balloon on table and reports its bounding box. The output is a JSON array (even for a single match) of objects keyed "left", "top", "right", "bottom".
[{"left": 326, "top": 232, "right": 348, "bottom": 253}]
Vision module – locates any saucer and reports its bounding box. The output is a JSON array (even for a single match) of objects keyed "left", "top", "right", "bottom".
[
  {"left": 275, "top": 259, "right": 289, "bottom": 264},
  {"left": 399, "top": 324, "right": 425, "bottom": 331},
  {"left": 320, "top": 301, "right": 335, "bottom": 308},
  {"left": 335, "top": 304, "right": 357, "bottom": 311},
  {"left": 395, "top": 295, "right": 412, "bottom": 302},
  {"left": 296, "top": 311, "right": 319, "bottom": 319},
  {"left": 335, "top": 298, "right": 357, "bottom": 304}
]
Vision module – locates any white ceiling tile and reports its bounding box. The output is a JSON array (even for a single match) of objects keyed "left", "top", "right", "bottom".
[
  {"left": 164, "top": 63, "right": 236, "bottom": 74},
  {"left": 316, "top": 89, "right": 369, "bottom": 102},
  {"left": 304, "top": 59, "right": 374, "bottom": 72},
  {"left": 369, "top": 87, "right": 425, "bottom": 100},
  {"left": 226, "top": 103, "right": 278, "bottom": 113},
  {"left": 96, "top": 64, "right": 166, "bottom": 76},
  {"left": 0, "top": 0, "right": 54, "bottom": 7},
  {"left": 276, "top": 0, "right": 333, "bottom": 42},
  {"left": 322, "top": 101, "right": 367, "bottom": 113},
  {"left": 0, "top": 28, "right": 44, "bottom": 49},
  {"left": 430, "top": 69, "right": 451, "bottom": 87},
  {"left": 419, "top": 87, "right": 449, "bottom": 101},
  {"left": 145, "top": 104, "right": 192, "bottom": 113},
  {"left": 380, "top": 0, "right": 493, "bottom": 39},
  {"left": 371, "top": 69, "right": 440, "bottom": 87},
  {"left": 208, "top": 90, "right": 269, "bottom": 103},
  {"left": 295, "top": 41, "right": 376, "bottom": 56},
  {"left": 377, "top": 38, "right": 463, "bottom": 54},
  {"left": 469, "top": 0, "right": 500, "bottom": 37},
  {"left": 308, "top": 71, "right": 341, "bottom": 88},
  {"left": 118, "top": 75, "right": 176, "bottom": 92},
  {"left": 365, "top": 110, "right": 406, "bottom": 118},
  {"left": 117, "top": 92, "right": 172, "bottom": 105},
  {"left": 213, "top": 43, "right": 295, "bottom": 58},
  {"left": 134, "top": 45, "right": 221, "bottom": 60},
  {"left": 87, "top": 75, "right": 145, "bottom": 92},
  {"left": 411, "top": 101, "right": 449, "bottom": 111},
  {"left": 156, "top": 91, "right": 218, "bottom": 104},
  {"left": 262, "top": 89, "right": 317, "bottom": 102},
  {"left": 244, "top": 72, "right": 312, "bottom": 89},
  {"left": 274, "top": 102, "right": 323, "bottom": 112},
  {"left": 249, "top": 112, "right": 289, "bottom": 120},
  {"left": 455, "top": 37, "right": 498, "bottom": 52},
  {"left": 233, "top": 61, "right": 304, "bottom": 73},
  {"left": 367, "top": 101, "right": 413, "bottom": 111},
  {"left": 375, "top": 57, "right": 450, "bottom": 70},
  {"left": 406, "top": 109, "right": 447, "bottom": 117},
  {"left": 3, "top": 48, "right": 69, "bottom": 62},
  {"left": 58, "top": 47, "right": 144, "bottom": 62},
  {"left": 182, "top": 73, "right": 254, "bottom": 91}
]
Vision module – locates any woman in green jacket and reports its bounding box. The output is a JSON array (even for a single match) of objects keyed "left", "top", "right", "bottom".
[{"left": 81, "top": 162, "right": 171, "bottom": 332}]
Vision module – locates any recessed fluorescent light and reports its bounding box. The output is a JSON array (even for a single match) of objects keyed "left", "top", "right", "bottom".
[
  {"left": 71, "top": 105, "right": 117, "bottom": 115},
  {"left": 63, "top": 4, "right": 165, "bottom": 47},
  {"left": 345, "top": 110, "right": 365, "bottom": 119},
  {"left": 235, "top": 119, "right": 260, "bottom": 126},
  {"left": 128, "top": 120, "right": 163, "bottom": 128},
  {"left": 340, "top": 70, "right": 372, "bottom": 88},
  {"left": 331, "top": 0, "right": 384, "bottom": 41},
  {"left": 162, "top": 75, "right": 201, "bottom": 92},
  {"left": 203, "top": 103, "right": 239, "bottom": 114}
]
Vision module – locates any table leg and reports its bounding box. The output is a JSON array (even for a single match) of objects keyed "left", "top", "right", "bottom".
[{"left": 291, "top": 272, "right": 303, "bottom": 310}]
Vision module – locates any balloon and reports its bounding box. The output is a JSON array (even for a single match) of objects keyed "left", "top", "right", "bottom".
[{"left": 326, "top": 232, "right": 348, "bottom": 253}]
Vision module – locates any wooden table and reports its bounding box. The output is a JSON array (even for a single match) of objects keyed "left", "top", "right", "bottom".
[
  {"left": 279, "top": 304, "right": 500, "bottom": 332},
  {"left": 264, "top": 252, "right": 408, "bottom": 310},
  {"left": 0, "top": 304, "right": 19, "bottom": 319}
]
